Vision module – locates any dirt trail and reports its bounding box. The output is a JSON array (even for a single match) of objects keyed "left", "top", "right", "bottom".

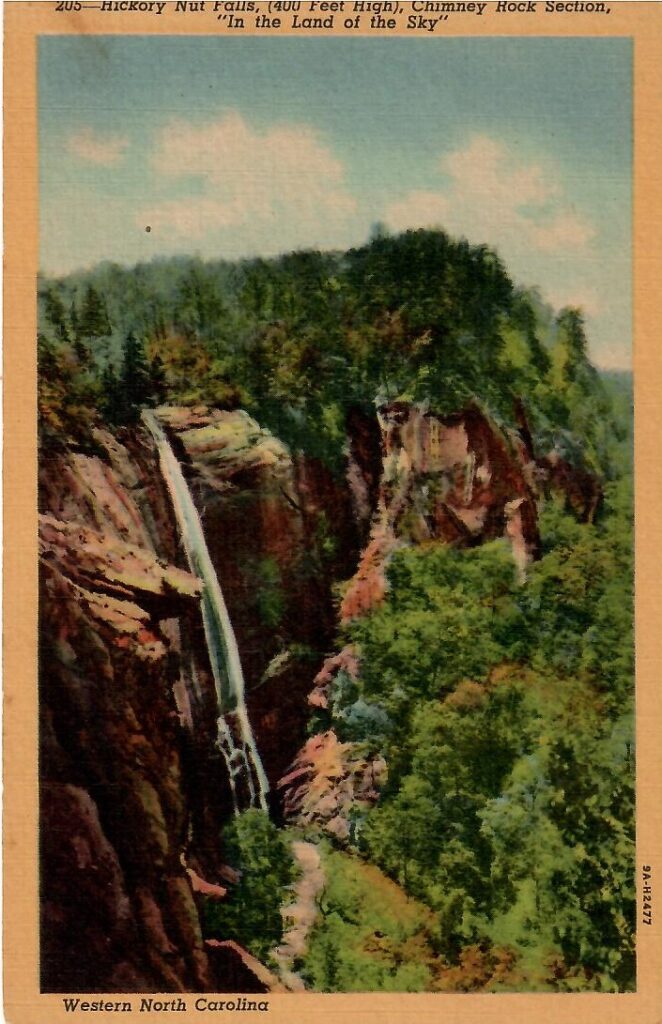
[{"left": 273, "top": 840, "right": 325, "bottom": 991}]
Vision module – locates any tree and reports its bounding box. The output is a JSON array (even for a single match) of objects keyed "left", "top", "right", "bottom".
[
  {"left": 98, "top": 363, "right": 122, "bottom": 426},
  {"left": 481, "top": 713, "right": 635, "bottom": 990},
  {"left": 556, "top": 308, "right": 588, "bottom": 372},
  {"left": 77, "top": 284, "right": 112, "bottom": 339},
  {"left": 363, "top": 776, "right": 442, "bottom": 894},
  {"left": 203, "top": 810, "right": 295, "bottom": 961},
  {"left": 174, "top": 262, "right": 226, "bottom": 341},
  {"left": 37, "top": 331, "right": 98, "bottom": 446},
  {"left": 348, "top": 540, "right": 522, "bottom": 726},
  {"left": 113, "top": 332, "right": 154, "bottom": 424}
]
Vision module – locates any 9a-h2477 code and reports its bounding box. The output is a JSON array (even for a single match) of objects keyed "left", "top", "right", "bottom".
[{"left": 643, "top": 865, "right": 653, "bottom": 926}]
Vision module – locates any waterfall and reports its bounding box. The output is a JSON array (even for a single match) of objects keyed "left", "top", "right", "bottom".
[{"left": 143, "top": 410, "right": 269, "bottom": 813}]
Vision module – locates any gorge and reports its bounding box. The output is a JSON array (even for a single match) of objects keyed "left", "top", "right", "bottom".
[{"left": 38, "top": 229, "right": 635, "bottom": 993}]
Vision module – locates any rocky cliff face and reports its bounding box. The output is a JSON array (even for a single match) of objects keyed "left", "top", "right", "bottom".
[
  {"left": 40, "top": 431, "right": 212, "bottom": 991},
  {"left": 341, "top": 401, "right": 541, "bottom": 622},
  {"left": 38, "top": 424, "right": 284, "bottom": 993}
]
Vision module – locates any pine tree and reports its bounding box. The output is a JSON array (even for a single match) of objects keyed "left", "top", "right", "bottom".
[
  {"left": 118, "top": 332, "right": 152, "bottom": 424},
  {"left": 99, "top": 364, "right": 122, "bottom": 425},
  {"left": 78, "top": 284, "right": 112, "bottom": 339}
]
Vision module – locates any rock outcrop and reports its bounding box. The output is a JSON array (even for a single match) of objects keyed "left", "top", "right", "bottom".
[
  {"left": 341, "top": 401, "right": 541, "bottom": 621},
  {"left": 39, "top": 406, "right": 363, "bottom": 990},
  {"left": 204, "top": 941, "right": 286, "bottom": 993},
  {"left": 538, "top": 449, "right": 603, "bottom": 523},
  {"left": 278, "top": 731, "right": 386, "bottom": 842},
  {"left": 39, "top": 443, "right": 212, "bottom": 991}
]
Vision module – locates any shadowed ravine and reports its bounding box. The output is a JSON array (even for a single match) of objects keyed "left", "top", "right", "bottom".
[{"left": 143, "top": 409, "right": 269, "bottom": 813}]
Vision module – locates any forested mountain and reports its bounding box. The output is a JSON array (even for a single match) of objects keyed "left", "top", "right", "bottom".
[
  {"left": 38, "top": 228, "right": 625, "bottom": 475},
  {"left": 38, "top": 228, "right": 634, "bottom": 993}
]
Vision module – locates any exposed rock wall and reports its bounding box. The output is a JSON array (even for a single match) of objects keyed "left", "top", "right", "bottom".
[
  {"left": 278, "top": 731, "right": 387, "bottom": 843},
  {"left": 39, "top": 428, "right": 265, "bottom": 992},
  {"left": 39, "top": 437, "right": 214, "bottom": 991},
  {"left": 341, "top": 401, "right": 541, "bottom": 622}
]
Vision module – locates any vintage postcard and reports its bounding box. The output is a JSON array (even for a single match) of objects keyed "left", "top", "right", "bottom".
[{"left": 4, "top": 2, "right": 662, "bottom": 1022}]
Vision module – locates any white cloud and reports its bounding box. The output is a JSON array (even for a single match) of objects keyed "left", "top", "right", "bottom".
[
  {"left": 67, "top": 128, "right": 129, "bottom": 166},
  {"left": 384, "top": 134, "right": 594, "bottom": 260},
  {"left": 442, "top": 135, "right": 558, "bottom": 208},
  {"left": 530, "top": 213, "right": 595, "bottom": 253},
  {"left": 140, "top": 112, "right": 357, "bottom": 244}
]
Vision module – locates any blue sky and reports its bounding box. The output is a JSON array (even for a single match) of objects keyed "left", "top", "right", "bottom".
[{"left": 40, "top": 36, "right": 632, "bottom": 368}]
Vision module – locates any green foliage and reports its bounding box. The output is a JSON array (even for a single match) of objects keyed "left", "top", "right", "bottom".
[
  {"left": 38, "top": 228, "right": 622, "bottom": 477},
  {"left": 37, "top": 331, "right": 99, "bottom": 447},
  {"left": 36, "top": 227, "right": 634, "bottom": 991},
  {"left": 253, "top": 557, "right": 286, "bottom": 631},
  {"left": 43, "top": 286, "right": 70, "bottom": 343},
  {"left": 36, "top": 230, "right": 633, "bottom": 990},
  {"left": 302, "top": 845, "right": 437, "bottom": 992},
  {"left": 523, "top": 482, "right": 633, "bottom": 711},
  {"left": 76, "top": 283, "right": 112, "bottom": 341},
  {"left": 203, "top": 810, "right": 296, "bottom": 962},
  {"left": 101, "top": 332, "right": 165, "bottom": 425},
  {"left": 361, "top": 679, "right": 536, "bottom": 950},
  {"left": 335, "top": 480, "right": 634, "bottom": 989},
  {"left": 481, "top": 708, "right": 635, "bottom": 990},
  {"left": 348, "top": 541, "right": 521, "bottom": 718}
]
